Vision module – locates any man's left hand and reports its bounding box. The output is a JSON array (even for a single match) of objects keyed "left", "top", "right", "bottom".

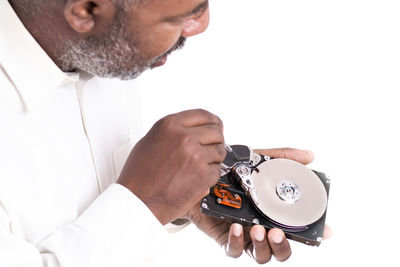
[{"left": 184, "top": 148, "right": 331, "bottom": 264}]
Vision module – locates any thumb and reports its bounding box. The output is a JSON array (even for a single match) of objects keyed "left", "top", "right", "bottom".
[{"left": 254, "top": 148, "right": 314, "bottom": 165}]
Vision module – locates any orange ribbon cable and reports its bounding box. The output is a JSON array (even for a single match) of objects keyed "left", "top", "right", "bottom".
[{"left": 213, "top": 183, "right": 242, "bottom": 209}]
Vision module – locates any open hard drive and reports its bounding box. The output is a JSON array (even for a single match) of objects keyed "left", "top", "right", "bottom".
[{"left": 201, "top": 145, "right": 330, "bottom": 246}]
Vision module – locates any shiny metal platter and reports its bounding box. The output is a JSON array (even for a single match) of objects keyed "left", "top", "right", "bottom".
[{"left": 251, "top": 158, "right": 328, "bottom": 227}]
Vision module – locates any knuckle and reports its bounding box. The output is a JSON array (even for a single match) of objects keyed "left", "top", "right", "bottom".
[
  {"left": 196, "top": 109, "right": 221, "bottom": 124},
  {"left": 181, "top": 138, "right": 197, "bottom": 156},
  {"left": 204, "top": 124, "right": 224, "bottom": 142},
  {"left": 212, "top": 115, "right": 223, "bottom": 127},
  {"left": 190, "top": 150, "right": 202, "bottom": 163},
  {"left": 204, "top": 123, "right": 217, "bottom": 133},
  {"left": 181, "top": 134, "right": 195, "bottom": 146},
  {"left": 181, "top": 140, "right": 202, "bottom": 161},
  {"left": 208, "top": 124, "right": 225, "bottom": 141},
  {"left": 191, "top": 108, "right": 211, "bottom": 119},
  {"left": 217, "top": 128, "right": 225, "bottom": 141},
  {"left": 194, "top": 108, "right": 211, "bottom": 115},
  {"left": 216, "top": 144, "right": 227, "bottom": 160},
  {"left": 256, "top": 241, "right": 270, "bottom": 253},
  {"left": 207, "top": 165, "right": 221, "bottom": 186},
  {"left": 158, "top": 114, "right": 178, "bottom": 131}
]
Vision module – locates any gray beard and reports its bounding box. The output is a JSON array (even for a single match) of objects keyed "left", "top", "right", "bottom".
[
  {"left": 61, "top": 41, "right": 150, "bottom": 80},
  {"left": 58, "top": 12, "right": 186, "bottom": 80},
  {"left": 59, "top": 20, "right": 151, "bottom": 80}
]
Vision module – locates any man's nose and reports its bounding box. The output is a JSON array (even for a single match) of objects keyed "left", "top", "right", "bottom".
[{"left": 181, "top": 8, "right": 210, "bottom": 38}]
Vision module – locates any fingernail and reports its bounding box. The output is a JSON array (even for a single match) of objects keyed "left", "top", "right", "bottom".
[
  {"left": 272, "top": 232, "right": 283, "bottom": 244},
  {"left": 232, "top": 224, "right": 242, "bottom": 237},
  {"left": 254, "top": 227, "right": 265, "bottom": 242}
]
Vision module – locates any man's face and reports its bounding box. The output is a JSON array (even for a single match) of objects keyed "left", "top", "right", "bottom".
[{"left": 62, "top": 0, "right": 210, "bottom": 80}]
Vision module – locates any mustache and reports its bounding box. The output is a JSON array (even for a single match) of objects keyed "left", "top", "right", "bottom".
[
  {"left": 164, "top": 36, "right": 187, "bottom": 57},
  {"left": 150, "top": 37, "right": 187, "bottom": 68}
]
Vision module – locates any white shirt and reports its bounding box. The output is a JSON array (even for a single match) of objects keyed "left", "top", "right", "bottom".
[{"left": 0, "top": 1, "right": 169, "bottom": 266}]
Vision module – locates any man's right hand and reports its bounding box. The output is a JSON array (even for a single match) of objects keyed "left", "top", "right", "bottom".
[{"left": 117, "top": 109, "right": 226, "bottom": 225}]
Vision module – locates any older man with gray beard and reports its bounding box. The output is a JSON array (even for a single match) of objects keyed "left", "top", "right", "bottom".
[{"left": 0, "top": 0, "right": 324, "bottom": 266}]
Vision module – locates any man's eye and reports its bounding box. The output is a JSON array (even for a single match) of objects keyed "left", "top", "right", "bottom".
[
  {"left": 194, "top": 5, "right": 207, "bottom": 16},
  {"left": 193, "top": 7, "right": 203, "bottom": 15}
]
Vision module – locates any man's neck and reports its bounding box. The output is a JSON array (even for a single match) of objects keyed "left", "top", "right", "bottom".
[{"left": 8, "top": 0, "right": 70, "bottom": 70}]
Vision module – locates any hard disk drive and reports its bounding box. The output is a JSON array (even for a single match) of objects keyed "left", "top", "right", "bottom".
[{"left": 201, "top": 145, "right": 330, "bottom": 246}]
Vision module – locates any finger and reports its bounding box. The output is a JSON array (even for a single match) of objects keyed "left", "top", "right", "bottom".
[
  {"left": 249, "top": 225, "right": 272, "bottom": 264},
  {"left": 226, "top": 223, "right": 244, "bottom": 258},
  {"left": 205, "top": 163, "right": 224, "bottom": 187},
  {"left": 176, "top": 109, "right": 223, "bottom": 128},
  {"left": 189, "top": 124, "right": 224, "bottom": 145},
  {"left": 254, "top": 148, "right": 314, "bottom": 165},
  {"left": 203, "top": 143, "right": 227, "bottom": 164},
  {"left": 323, "top": 225, "right": 333, "bottom": 240},
  {"left": 267, "top": 228, "right": 292, "bottom": 262}
]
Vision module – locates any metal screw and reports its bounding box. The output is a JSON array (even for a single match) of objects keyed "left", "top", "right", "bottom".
[
  {"left": 252, "top": 154, "right": 262, "bottom": 165},
  {"left": 224, "top": 144, "right": 233, "bottom": 152},
  {"left": 201, "top": 203, "right": 208, "bottom": 209},
  {"left": 217, "top": 198, "right": 222, "bottom": 203},
  {"left": 252, "top": 218, "right": 260, "bottom": 224},
  {"left": 236, "top": 165, "right": 250, "bottom": 176}
]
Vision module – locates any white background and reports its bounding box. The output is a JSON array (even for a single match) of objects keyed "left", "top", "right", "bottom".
[{"left": 128, "top": 0, "right": 400, "bottom": 266}]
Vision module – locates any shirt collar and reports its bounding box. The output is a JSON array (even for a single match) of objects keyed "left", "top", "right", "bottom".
[{"left": 0, "top": 1, "right": 79, "bottom": 110}]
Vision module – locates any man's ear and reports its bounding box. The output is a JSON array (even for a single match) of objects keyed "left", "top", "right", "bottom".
[{"left": 64, "top": 0, "right": 117, "bottom": 33}]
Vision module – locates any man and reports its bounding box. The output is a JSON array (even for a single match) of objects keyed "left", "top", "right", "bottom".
[{"left": 0, "top": 0, "right": 327, "bottom": 266}]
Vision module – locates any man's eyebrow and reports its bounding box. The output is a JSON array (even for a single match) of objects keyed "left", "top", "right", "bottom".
[{"left": 164, "top": 1, "right": 209, "bottom": 22}]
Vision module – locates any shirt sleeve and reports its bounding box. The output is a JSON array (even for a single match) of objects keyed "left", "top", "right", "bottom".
[
  {"left": 0, "top": 183, "right": 168, "bottom": 267},
  {"left": 164, "top": 219, "right": 191, "bottom": 234}
]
